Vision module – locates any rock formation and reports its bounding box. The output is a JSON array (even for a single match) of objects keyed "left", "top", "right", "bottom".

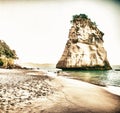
[{"left": 56, "top": 14, "right": 112, "bottom": 70}]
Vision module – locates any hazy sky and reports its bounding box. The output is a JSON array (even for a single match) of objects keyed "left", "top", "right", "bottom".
[{"left": 0, "top": 0, "right": 120, "bottom": 64}]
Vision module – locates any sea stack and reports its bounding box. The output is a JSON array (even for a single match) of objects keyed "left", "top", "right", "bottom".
[{"left": 56, "top": 14, "right": 112, "bottom": 70}]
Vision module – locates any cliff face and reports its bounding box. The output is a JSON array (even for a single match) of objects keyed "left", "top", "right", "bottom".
[{"left": 56, "top": 14, "right": 112, "bottom": 70}]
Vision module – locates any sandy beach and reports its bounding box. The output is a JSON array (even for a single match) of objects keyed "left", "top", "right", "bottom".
[{"left": 0, "top": 69, "right": 120, "bottom": 113}]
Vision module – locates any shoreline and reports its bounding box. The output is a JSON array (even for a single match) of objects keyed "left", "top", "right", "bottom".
[
  {"left": 103, "top": 86, "right": 120, "bottom": 96},
  {"left": 0, "top": 68, "right": 120, "bottom": 96},
  {"left": 57, "top": 70, "right": 120, "bottom": 96},
  {"left": 0, "top": 68, "right": 120, "bottom": 113}
]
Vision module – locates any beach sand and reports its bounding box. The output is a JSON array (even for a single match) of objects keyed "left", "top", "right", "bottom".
[{"left": 0, "top": 69, "right": 120, "bottom": 113}]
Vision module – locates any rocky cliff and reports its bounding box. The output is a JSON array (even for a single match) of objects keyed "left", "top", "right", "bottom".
[{"left": 56, "top": 14, "right": 112, "bottom": 70}]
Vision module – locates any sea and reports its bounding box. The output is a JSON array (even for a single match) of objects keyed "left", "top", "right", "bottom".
[{"left": 64, "top": 66, "right": 120, "bottom": 87}]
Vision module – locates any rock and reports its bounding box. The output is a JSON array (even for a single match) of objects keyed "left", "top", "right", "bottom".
[
  {"left": 0, "top": 70, "right": 57, "bottom": 112},
  {"left": 56, "top": 14, "right": 112, "bottom": 70}
]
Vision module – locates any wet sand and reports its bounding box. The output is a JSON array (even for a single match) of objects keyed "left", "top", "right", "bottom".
[{"left": 0, "top": 69, "right": 120, "bottom": 113}]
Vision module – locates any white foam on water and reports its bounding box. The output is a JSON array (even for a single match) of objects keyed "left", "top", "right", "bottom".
[
  {"left": 47, "top": 72, "right": 57, "bottom": 77},
  {"left": 103, "top": 86, "right": 120, "bottom": 96}
]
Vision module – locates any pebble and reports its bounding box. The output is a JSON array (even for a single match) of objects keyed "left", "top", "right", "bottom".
[{"left": 0, "top": 69, "right": 56, "bottom": 112}]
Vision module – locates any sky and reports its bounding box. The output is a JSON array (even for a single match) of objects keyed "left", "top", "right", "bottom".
[{"left": 0, "top": 0, "right": 120, "bottom": 65}]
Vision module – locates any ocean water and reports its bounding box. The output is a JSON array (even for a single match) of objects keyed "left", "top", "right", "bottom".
[{"left": 64, "top": 66, "right": 120, "bottom": 87}]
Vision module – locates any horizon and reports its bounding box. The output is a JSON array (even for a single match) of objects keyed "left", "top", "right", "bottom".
[{"left": 0, "top": 0, "right": 120, "bottom": 65}]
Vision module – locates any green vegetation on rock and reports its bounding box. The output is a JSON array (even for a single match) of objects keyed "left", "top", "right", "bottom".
[
  {"left": 70, "top": 14, "right": 97, "bottom": 27},
  {"left": 0, "top": 40, "right": 18, "bottom": 68},
  {"left": 0, "top": 40, "right": 17, "bottom": 59},
  {"left": 70, "top": 14, "right": 88, "bottom": 23}
]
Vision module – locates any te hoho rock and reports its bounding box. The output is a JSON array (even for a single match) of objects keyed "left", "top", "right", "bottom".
[{"left": 56, "top": 14, "right": 112, "bottom": 70}]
